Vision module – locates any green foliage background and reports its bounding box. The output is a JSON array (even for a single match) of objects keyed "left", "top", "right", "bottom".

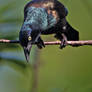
[{"left": 0, "top": 0, "right": 92, "bottom": 92}]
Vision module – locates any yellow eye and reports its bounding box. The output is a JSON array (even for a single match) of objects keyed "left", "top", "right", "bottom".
[{"left": 28, "top": 36, "right": 32, "bottom": 41}]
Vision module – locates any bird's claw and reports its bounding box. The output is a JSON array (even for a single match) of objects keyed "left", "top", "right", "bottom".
[
  {"left": 60, "top": 39, "right": 67, "bottom": 49},
  {"left": 60, "top": 33, "right": 67, "bottom": 49}
]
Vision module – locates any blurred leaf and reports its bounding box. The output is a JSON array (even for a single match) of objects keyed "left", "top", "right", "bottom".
[{"left": 0, "top": 0, "right": 35, "bottom": 92}]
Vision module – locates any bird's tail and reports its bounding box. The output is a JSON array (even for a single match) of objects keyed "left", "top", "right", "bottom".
[
  {"left": 65, "top": 23, "right": 79, "bottom": 41},
  {"left": 23, "top": 43, "right": 32, "bottom": 62}
]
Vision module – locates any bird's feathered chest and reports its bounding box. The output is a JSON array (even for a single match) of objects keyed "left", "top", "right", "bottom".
[{"left": 24, "top": 7, "right": 57, "bottom": 30}]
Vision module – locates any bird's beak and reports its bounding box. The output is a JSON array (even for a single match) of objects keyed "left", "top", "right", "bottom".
[{"left": 23, "top": 43, "right": 32, "bottom": 62}]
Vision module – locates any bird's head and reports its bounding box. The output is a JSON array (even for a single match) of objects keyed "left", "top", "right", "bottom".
[
  {"left": 19, "top": 23, "right": 32, "bottom": 46},
  {"left": 19, "top": 24, "right": 32, "bottom": 62}
]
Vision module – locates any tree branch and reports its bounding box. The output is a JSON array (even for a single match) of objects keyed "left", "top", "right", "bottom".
[{"left": 0, "top": 39, "right": 92, "bottom": 46}]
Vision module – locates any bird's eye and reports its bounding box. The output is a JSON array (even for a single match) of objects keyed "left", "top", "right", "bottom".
[{"left": 28, "top": 36, "right": 32, "bottom": 41}]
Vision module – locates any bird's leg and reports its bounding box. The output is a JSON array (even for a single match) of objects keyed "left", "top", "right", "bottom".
[
  {"left": 36, "top": 37, "right": 45, "bottom": 49},
  {"left": 33, "top": 33, "right": 45, "bottom": 49},
  {"left": 34, "top": 33, "right": 41, "bottom": 42},
  {"left": 54, "top": 33, "right": 67, "bottom": 49},
  {"left": 60, "top": 33, "right": 67, "bottom": 49}
]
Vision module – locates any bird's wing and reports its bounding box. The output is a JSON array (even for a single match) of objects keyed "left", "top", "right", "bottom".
[
  {"left": 55, "top": 0, "right": 68, "bottom": 18},
  {"left": 24, "top": 0, "right": 45, "bottom": 13},
  {"left": 24, "top": 0, "right": 68, "bottom": 18}
]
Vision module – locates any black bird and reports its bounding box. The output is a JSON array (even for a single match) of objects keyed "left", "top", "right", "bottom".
[{"left": 19, "top": 0, "right": 79, "bottom": 62}]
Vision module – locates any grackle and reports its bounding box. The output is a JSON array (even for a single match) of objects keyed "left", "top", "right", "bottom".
[{"left": 19, "top": 0, "right": 79, "bottom": 62}]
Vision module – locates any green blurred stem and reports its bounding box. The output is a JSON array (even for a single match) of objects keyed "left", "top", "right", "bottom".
[
  {"left": 31, "top": 63, "right": 39, "bottom": 92},
  {"left": 30, "top": 49, "right": 40, "bottom": 92}
]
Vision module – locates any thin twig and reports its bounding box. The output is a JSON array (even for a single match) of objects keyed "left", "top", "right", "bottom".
[
  {"left": 0, "top": 39, "right": 19, "bottom": 43},
  {"left": 0, "top": 39, "right": 92, "bottom": 46}
]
